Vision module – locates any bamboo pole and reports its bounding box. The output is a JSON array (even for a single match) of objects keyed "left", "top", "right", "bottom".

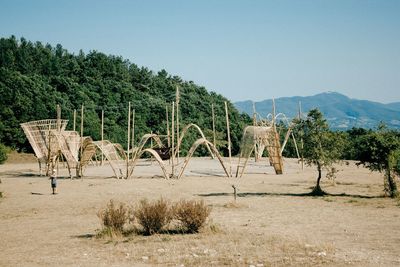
[
  {"left": 126, "top": 102, "right": 131, "bottom": 179},
  {"left": 176, "top": 86, "right": 180, "bottom": 163},
  {"left": 252, "top": 101, "right": 259, "bottom": 162},
  {"left": 224, "top": 101, "right": 232, "bottom": 177},
  {"left": 73, "top": 109, "right": 76, "bottom": 132},
  {"left": 101, "top": 109, "right": 104, "bottom": 166},
  {"left": 272, "top": 98, "right": 276, "bottom": 129},
  {"left": 298, "top": 101, "right": 304, "bottom": 170},
  {"left": 211, "top": 103, "right": 216, "bottom": 149},
  {"left": 56, "top": 104, "right": 61, "bottom": 132},
  {"left": 166, "top": 105, "right": 170, "bottom": 148},
  {"left": 171, "top": 102, "right": 175, "bottom": 177},
  {"left": 79, "top": 104, "right": 84, "bottom": 178},
  {"left": 132, "top": 109, "right": 135, "bottom": 149}
]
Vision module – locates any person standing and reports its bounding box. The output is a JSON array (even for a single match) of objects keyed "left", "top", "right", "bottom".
[{"left": 50, "top": 169, "right": 57, "bottom": 195}]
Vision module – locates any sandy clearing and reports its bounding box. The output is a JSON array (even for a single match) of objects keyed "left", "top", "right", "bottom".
[{"left": 0, "top": 157, "right": 399, "bottom": 266}]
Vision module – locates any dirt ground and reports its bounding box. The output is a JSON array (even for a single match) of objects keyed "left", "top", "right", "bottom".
[{"left": 1, "top": 155, "right": 399, "bottom": 266}]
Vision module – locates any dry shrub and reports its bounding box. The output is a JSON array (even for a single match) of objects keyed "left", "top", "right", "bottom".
[
  {"left": 97, "top": 200, "right": 129, "bottom": 232},
  {"left": 173, "top": 199, "right": 211, "bottom": 233},
  {"left": 134, "top": 198, "right": 172, "bottom": 235}
]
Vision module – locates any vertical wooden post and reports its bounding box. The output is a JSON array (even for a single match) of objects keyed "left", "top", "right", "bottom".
[
  {"left": 126, "top": 102, "right": 131, "bottom": 179},
  {"left": 252, "top": 101, "right": 259, "bottom": 162},
  {"left": 175, "top": 86, "right": 180, "bottom": 163},
  {"left": 166, "top": 105, "right": 170, "bottom": 148},
  {"left": 101, "top": 109, "right": 104, "bottom": 166},
  {"left": 79, "top": 104, "right": 84, "bottom": 178},
  {"left": 171, "top": 102, "right": 175, "bottom": 177},
  {"left": 132, "top": 109, "right": 135, "bottom": 149},
  {"left": 298, "top": 101, "right": 304, "bottom": 170},
  {"left": 56, "top": 104, "right": 61, "bottom": 132},
  {"left": 212, "top": 103, "right": 216, "bottom": 149},
  {"left": 73, "top": 109, "right": 76, "bottom": 132},
  {"left": 272, "top": 98, "right": 276, "bottom": 129},
  {"left": 224, "top": 101, "right": 232, "bottom": 177}
]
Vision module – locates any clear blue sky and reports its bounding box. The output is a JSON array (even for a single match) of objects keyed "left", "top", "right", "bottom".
[{"left": 1, "top": 0, "right": 399, "bottom": 103}]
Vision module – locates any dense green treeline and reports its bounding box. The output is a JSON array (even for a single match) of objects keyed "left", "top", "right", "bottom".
[{"left": 0, "top": 36, "right": 251, "bottom": 155}]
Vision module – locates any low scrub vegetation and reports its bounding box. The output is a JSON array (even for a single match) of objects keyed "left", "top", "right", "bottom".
[
  {"left": 97, "top": 198, "right": 212, "bottom": 238},
  {"left": 173, "top": 199, "right": 211, "bottom": 233},
  {"left": 97, "top": 200, "right": 130, "bottom": 235},
  {"left": 134, "top": 198, "right": 172, "bottom": 235}
]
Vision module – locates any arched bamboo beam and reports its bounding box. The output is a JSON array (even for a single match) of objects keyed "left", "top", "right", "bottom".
[
  {"left": 132, "top": 148, "right": 169, "bottom": 179},
  {"left": 175, "top": 123, "right": 215, "bottom": 159},
  {"left": 177, "top": 138, "right": 229, "bottom": 179}
]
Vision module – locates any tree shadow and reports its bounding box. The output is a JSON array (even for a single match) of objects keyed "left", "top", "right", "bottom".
[
  {"left": 74, "top": 233, "right": 95, "bottom": 239},
  {"left": 197, "top": 191, "right": 384, "bottom": 199}
]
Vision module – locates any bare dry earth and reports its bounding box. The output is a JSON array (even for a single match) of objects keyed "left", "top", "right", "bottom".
[{"left": 0, "top": 155, "right": 400, "bottom": 266}]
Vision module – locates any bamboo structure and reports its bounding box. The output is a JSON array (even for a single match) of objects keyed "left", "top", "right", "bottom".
[
  {"left": 176, "top": 86, "right": 180, "bottom": 163},
  {"left": 73, "top": 109, "right": 76, "bottom": 132},
  {"left": 132, "top": 109, "right": 135, "bottom": 149},
  {"left": 166, "top": 105, "right": 170, "bottom": 148},
  {"left": 171, "top": 102, "right": 175, "bottom": 177},
  {"left": 101, "top": 109, "right": 104, "bottom": 165},
  {"left": 211, "top": 103, "right": 216, "bottom": 149},
  {"left": 79, "top": 104, "right": 84, "bottom": 177},
  {"left": 174, "top": 123, "right": 215, "bottom": 159},
  {"left": 224, "top": 101, "right": 232, "bottom": 177},
  {"left": 126, "top": 102, "right": 131, "bottom": 179}
]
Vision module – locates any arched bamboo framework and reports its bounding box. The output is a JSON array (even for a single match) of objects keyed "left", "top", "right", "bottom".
[
  {"left": 177, "top": 138, "right": 229, "bottom": 179},
  {"left": 92, "top": 140, "right": 126, "bottom": 179},
  {"left": 236, "top": 126, "right": 284, "bottom": 177},
  {"left": 176, "top": 123, "right": 215, "bottom": 158},
  {"left": 130, "top": 148, "right": 169, "bottom": 179}
]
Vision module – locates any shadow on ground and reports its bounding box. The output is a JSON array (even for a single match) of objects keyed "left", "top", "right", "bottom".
[{"left": 198, "top": 191, "right": 383, "bottom": 199}]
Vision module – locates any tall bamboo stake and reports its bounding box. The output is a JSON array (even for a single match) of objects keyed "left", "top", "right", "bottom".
[
  {"left": 132, "top": 109, "right": 135, "bottom": 149},
  {"left": 56, "top": 104, "right": 61, "bottom": 132},
  {"left": 171, "top": 102, "right": 175, "bottom": 177},
  {"left": 211, "top": 103, "right": 216, "bottom": 149},
  {"left": 166, "top": 105, "right": 170, "bottom": 148},
  {"left": 224, "top": 101, "right": 232, "bottom": 177},
  {"left": 73, "top": 109, "right": 76, "bottom": 132},
  {"left": 176, "top": 86, "right": 180, "bottom": 163},
  {"left": 272, "top": 98, "right": 276, "bottom": 129},
  {"left": 126, "top": 102, "right": 131, "bottom": 179},
  {"left": 298, "top": 101, "right": 304, "bottom": 170},
  {"left": 79, "top": 104, "right": 84, "bottom": 178},
  {"left": 252, "top": 101, "right": 259, "bottom": 161},
  {"left": 101, "top": 109, "right": 104, "bottom": 166}
]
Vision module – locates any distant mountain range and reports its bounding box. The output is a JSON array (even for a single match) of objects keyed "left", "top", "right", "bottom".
[{"left": 234, "top": 92, "right": 400, "bottom": 130}]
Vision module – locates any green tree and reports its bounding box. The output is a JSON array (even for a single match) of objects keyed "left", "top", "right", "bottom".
[
  {"left": 0, "top": 143, "right": 8, "bottom": 164},
  {"left": 356, "top": 125, "right": 400, "bottom": 197},
  {"left": 295, "top": 109, "right": 344, "bottom": 195}
]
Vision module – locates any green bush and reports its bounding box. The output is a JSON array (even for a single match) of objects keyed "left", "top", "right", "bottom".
[
  {"left": 134, "top": 198, "right": 172, "bottom": 235},
  {"left": 173, "top": 199, "right": 211, "bottom": 233},
  {"left": 97, "top": 200, "right": 129, "bottom": 232},
  {"left": 0, "top": 144, "right": 8, "bottom": 164}
]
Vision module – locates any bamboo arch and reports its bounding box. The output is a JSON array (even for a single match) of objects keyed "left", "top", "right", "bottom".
[
  {"left": 177, "top": 138, "right": 229, "bottom": 179},
  {"left": 92, "top": 140, "right": 126, "bottom": 179},
  {"left": 130, "top": 148, "right": 169, "bottom": 179},
  {"left": 175, "top": 123, "right": 215, "bottom": 159}
]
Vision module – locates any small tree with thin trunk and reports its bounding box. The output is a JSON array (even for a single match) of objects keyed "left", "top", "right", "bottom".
[
  {"left": 295, "top": 109, "right": 344, "bottom": 196},
  {"left": 356, "top": 125, "right": 400, "bottom": 198}
]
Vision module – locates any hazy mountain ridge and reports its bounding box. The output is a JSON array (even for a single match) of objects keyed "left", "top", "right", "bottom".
[{"left": 235, "top": 92, "right": 400, "bottom": 129}]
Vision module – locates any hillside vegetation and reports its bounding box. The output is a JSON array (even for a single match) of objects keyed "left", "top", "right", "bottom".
[{"left": 0, "top": 36, "right": 250, "bottom": 155}]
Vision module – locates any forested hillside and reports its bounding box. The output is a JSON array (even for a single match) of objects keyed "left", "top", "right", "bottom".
[{"left": 0, "top": 36, "right": 251, "bottom": 155}]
